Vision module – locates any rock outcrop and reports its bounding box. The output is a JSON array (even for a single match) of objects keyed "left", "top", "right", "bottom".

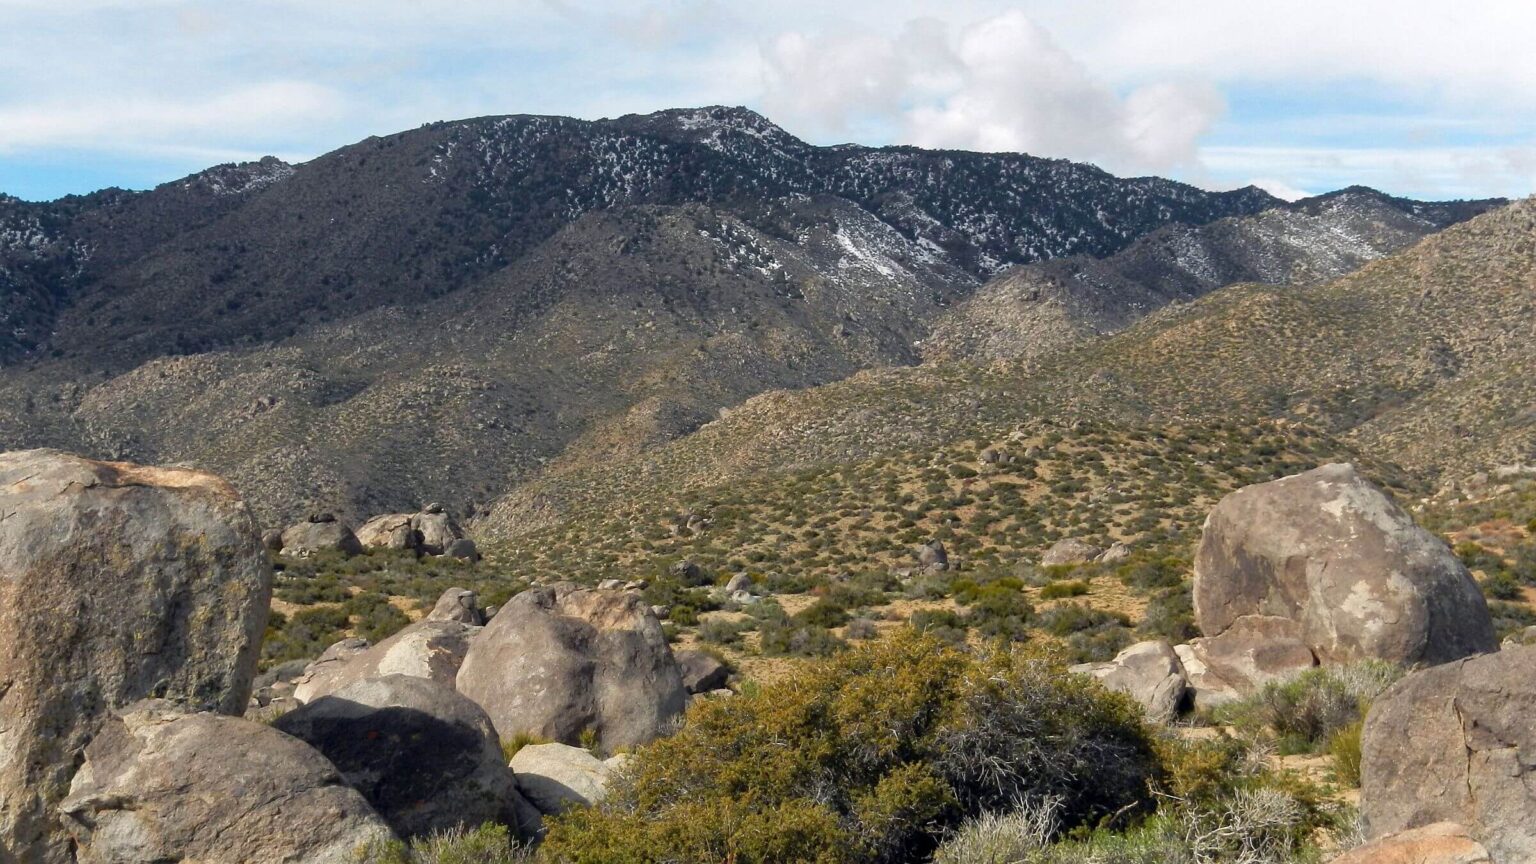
[
  {"left": 1042, "top": 537, "right": 1103, "bottom": 567},
  {"left": 293, "top": 592, "right": 483, "bottom": 704},
  {"left": 59, "top": 701, "right": 392, "bottom": 863},
  {"left": 1194, "top": 463, "right": 1495, "bottom": 667},
  {"left": 510, "top": 742, "right": 625, "bottom": 815},
  {"left": 1360, "top": 645, "right": 1536, "bottom": 863},
  {"left": 412, "top": 506, "right": 463, "bottom": 555},
  {"left": 277, "top": 675, "right": 528, "bottom": 838},
  {"left": 457, "top": 585, "right": 686, "bottom": 751},
  {"left": 355, "top": 512, "right": 420, "bottom": 551},
  {"left": 281, "top": 512, "right": 364, "bottom": 556},
  {"left": 1327, "top": 823, "right": 1491, "bottom": 864},
  {"left": 1182, "top": 615, "right": 1317, "bottom": 694},
  {"left": 1070, "top": 640, "right": 1188, "bottom": 723},
  {"left": 675, "top": 649, "right": 731, "bottom": 694},
  {"left": 0, "top": 449, "right": 270, "bottom": 863}
]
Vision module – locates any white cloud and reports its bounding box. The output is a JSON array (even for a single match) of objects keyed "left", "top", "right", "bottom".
[
  {"left": 764, "top": 12, "right": 1225, "bottom": 176},
  {"left": 1203, "top": 145, "right": 1536, "bottom": 201}
]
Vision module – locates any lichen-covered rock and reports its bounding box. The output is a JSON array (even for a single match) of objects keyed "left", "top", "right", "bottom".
[
  {"left": 59, "top": 701, "right": 392, "bottom": 863},
  {"left": 1327, "top": 823, "right": 1490, "bottom": 864},
  {"left": 1361, "top": 646, "right": 1536, "bottom": 863},
  {"left": 510, "top": 742, "right": 624, "bottom": 815},
  {"left": 0, "top": 449, "right": 270, "bottom": 863},
  {"left": 277, "top": 675, "right": 527, "bottom": 839},
  {"left": 1070, "top": 640, "right": 1187, "bottom": 722},
  {"left": 457, "top": 585, "right": 686, "bottom": 751},
  {"left": 1194, "top": 463, "right": 1494, "bottom": 665}
]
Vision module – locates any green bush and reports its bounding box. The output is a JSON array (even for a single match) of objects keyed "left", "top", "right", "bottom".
[
  {"left": 354, "top": 822, "right": 530, "bottom": 863},
  {"left": 1329, "top": 720, "right": 1364, "bottom": 787},
  {"left": 539, "top": 633, "right": 1160, "bottom": 864},
  {"left": 1039, "top": 580, "right": 1089, "bottom": 600},
  {"left": 1216, "top": 662, "right": 1401, "bottom": 755}
]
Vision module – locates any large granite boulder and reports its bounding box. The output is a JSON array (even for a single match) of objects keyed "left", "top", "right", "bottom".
[
  {"left": 277, "top": 675, "right": 529, "bottom": 839},
  {"left": 428, "top": 586, "right": 485, "bottom": 624},
  {"left": 1194, "top": 463, "right": 1495, "bottom": 666},
  {"left": 0, "top": 449, "right": 270, "bottom": 863},
  {"left": 675, "top": 649, "right": 731, "bottom": 694},
  {"left": 1042, "top": 537, "right": 1103, "bottom": 567},
  {"left": 510, "top": 742, "right": 625, "bottom": 815},
  {"left": 59, "top": 701, "right": 392, "bottom": 863},
  {"left": 281, "top": 513, "right": 364, "bottom": 557},
  {"left": 1181, "top": 615, "right": 1318, "bottom": 695},
  {"left": 1070, "top": 640, "right": 1188, "bottom": 723},
  {"left": 1328, "top": 823, "right": 1490, "bottom": 864},
  {"left": 1361, "top": 645, "right": 1536, "bottom": 863},
  {"left": 412, "top": 507, "right": 463, "bottom": 555},
  {"left": 457, "top": 585, "right": 686, "bottom": 751},
  {"left": 355, "top": 513, "right": 420, "bottom": 551},
  {"left": 916, "top": 539, "right": 949, "bottom": 572}
]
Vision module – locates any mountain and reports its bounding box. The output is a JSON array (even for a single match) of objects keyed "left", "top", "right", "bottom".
[
  {"left": 0, "top": 106, "right": 1502, "bottom": 527},
  {"left": 483, "top": 198, "right": 1536, "bottom": 539},
  {"left": 923, "top": 187, "right": 1501, "bottom": 363}
]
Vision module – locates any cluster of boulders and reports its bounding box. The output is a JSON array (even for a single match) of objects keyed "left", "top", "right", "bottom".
[
  {"left": 267, "top": 503, "right": 481, "bottom": 561},
  {"left": 0, "top": 449, "right": 697, "bottom": 863}
]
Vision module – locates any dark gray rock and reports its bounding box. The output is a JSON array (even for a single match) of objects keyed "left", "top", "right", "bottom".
[
  {"left": 412, "top": 509, "right": 462, "bottom": 555},
  {"left": 1361, "top": 646, "right": 1536, "bottom": 863},
  {"left": 445, "top": 537, "right": 481, "bottom": 561},
  {"left": 60, "top": 701, "right": 392, "bottom": 863},
  {"left": 277, "top": 675, "right": 528, "bottom": 839},
  {"left": 916, "top": 539, "right": 949, "bottom": 571},
  {"left": 0, "top": 449, "right": 270, "bottom": 863},
  {"left": 281, "top": 518, "right": 364, "bottom": 556},
  {"left": 675, "top": 649, "right": 731, "bottom": 694},
  {"left": 1194, "top": 463, "right": 1495, "bottom": 665},
  {"left": 428, "top": 586, "right": 484, "bottom": 625},
  {"left": 457, "top": 585, "right": 686, "bottom": 751}
]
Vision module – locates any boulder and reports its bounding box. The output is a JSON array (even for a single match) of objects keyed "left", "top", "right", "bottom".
[
  {"left": 1327, "top": 823, "right": 1490, "bottom": 864},
  {"left": 1041, "top": 537, "right": 1103, "bottom": 566},
  {"left": 1070, "top": 640, "right": 1188, "bottom": 723},
  {"left": 445, "top": 537, "right": 481, "bottom": 561},
  {"left": 355, "top": 513, "right": 420, "bottom": 551},
  {"left": 277, "top": 675, "right": 528, "bottom": 838},
  {"left": 1194, "top": 463, "right": 1495, "bottom": 665},
  {"left": 916, "top": 539, "right": 949, "bottom": 571},
  {"left": 59, "top": 701, "right": 392, "bottom": 863},
  {"left": 457, "top": 585, "right": 687, "bottom": 751},
  {"left": 1361, "top": 645, "right": 1536, "bottom": 863},
  {"left": 675, "top": 649, "right": 731, "bottom": 694},
  {"left": 412, "top": 509, "right": 462, "bottom": 555},
  {"left": 1173, "top": 644, "right": 1241, "bottom": 710},
  {"left": 0, "top": 449, "right": 270, "bottom": 862},
  {"left": 281, "top": 517, "right": 364, "bottom": 556},
  {"left": 293, "top": 616, "right": 479, "bottom": 704},
  {"left": 671, "top": 559, "right": 704, "bottom": 584},
  {"left": 428, "top": 586, "right": 484, "bottom": 624},
  {"left": 1096, "top": 541, "right": 1132, "bottom": 565},
  {"left": 1182, "top": 615, "right": 1316, "bottom": 695},
  {"left": 510, "top": 742, "right": 624, "bottom": 815},
  {"left": 261, "top": 527, "right": 285, "bottom": 552},
  {"left": 724, "top": 572, "right": 754, "bottom": 594}
]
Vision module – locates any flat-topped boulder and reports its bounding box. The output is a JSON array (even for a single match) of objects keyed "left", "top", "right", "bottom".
[
  {"left": 281, "top": 513, "right": 364, "bottom": 556},
  {"left": 1071, "top": 640, "right": 1188, "bottom": 723},
  {"left": 0, "top": 449, "right": 270, "bottom": 862},
  {"left": 1194, "top": 463, "right": 1494, "bottom": 666}
]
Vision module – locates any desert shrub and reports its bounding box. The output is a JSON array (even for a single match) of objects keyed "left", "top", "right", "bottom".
[
  {"left": 1216, "top": 662, "right": 1401, "bottom": 754},
  {"left": 1329, "top": 720, "right": 1364, "bottom": 787},
  {"left": 931, "top": 798, "right": 1060, "bottom": 864},
  {"left": 759, "top": 616, "right": 845, "bottom": 657},
  {"left": 345, "top": 591, "right": 411, "bottom": 643},
  {"left": 697, "top": 617, "right": 751, "bottom": 646},
  {"left": 796, "top": 598, "right": 851, "bottom": 629},
  {"left": 1117, "top": 556, "right": 1187, "bottom": 591},
  {"left": 1482, "top": 569, "right": 1523, "bottom": 600},
  {"left": 909, "top": 609, "right": 968, "bottom": 644},
  {"left": 1488, "top": 599, "right": 1536, "bottom": 639},
  {"left": 261, "top": 606, "right": 350, "bottom": 669},
  {"left": 1039, "top": 580, "right": 1089, "bottom": 600},
  {"left": 1038, "top": 603, "right": 1127, "bottom": 637},
  {"left": 844, "top": 618, "right": 880, "bottom": 640},
  {"left": 539, "top": 633, "right": 1160, "bottom": 864},
  {"left": 354, "top": 822, "right": 530, "bottom": 863},
  {"left": 1137, "top": 586, "right": 1197, "bottom": 643}
]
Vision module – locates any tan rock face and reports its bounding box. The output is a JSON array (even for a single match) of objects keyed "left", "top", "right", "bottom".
[
  {"left": 1329, "top": 822, "right": 1491, "bottom": 864},
  {"left": 356, "top": 512, "right": 419, "bottom": 550},
  {"left": 457, "top": 584, "right": 686, "bottom": 751},
  {"left": 60, "top": 701, "right": 393, "bottom": 863},
  {"left": 1194, "top": 463, "right": 1494, "bottom": 665},
  {"left": 1184, "top": 614, "right": 1317, "bottom": 694},
  {"left": 293, "top": 619, "right": 478, "bottom": 704},
  {"left": 1070, "top": 640, "right": 1188, "bottom": 723},
  {"left": 1361, "top": 646, "right": 1536, "bottom": 864},
  {"left": 0, "top": 449, "right": 271, "bottom": 864}
]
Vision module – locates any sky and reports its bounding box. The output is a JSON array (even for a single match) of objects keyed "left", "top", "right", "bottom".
[{"left": 2, "top": 1, "right": 1534, "bottom": 203}]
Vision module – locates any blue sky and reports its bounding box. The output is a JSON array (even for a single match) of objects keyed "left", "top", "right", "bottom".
[{"left": 2, "top": 0, "right": 1533, "bottom": 202}]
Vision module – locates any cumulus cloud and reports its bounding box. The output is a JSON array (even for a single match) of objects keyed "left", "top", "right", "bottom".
[{"left": 763, "top": 11, "right": 1225, "bottom": 175}]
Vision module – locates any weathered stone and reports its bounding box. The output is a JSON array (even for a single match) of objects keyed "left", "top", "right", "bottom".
[
  {"left": 1173, "top": 643, "right": 1241, "bottom": 710},
  {"left": 1071, "top": 640, "right": 1188, "bottom": 723},
  {"left": 510, "top": 742, "right": 623, "bottom": 815},
  {"left": 281, "top": 517, "right": 364, "bottom": 556},
  {"left": 917, "top": 539, "right": 949, "bottom": 571},
  {"left": 675, "top": 649, "right": 731, "bottom": 694},
  {"left": 356, "top": 513, "right": 420, "bottom": 551},
  {"left": 277, "top": 675, "right": 526, "bottom": 838},
  {"left": 1183, "top": 615, "right": 1316, "bottom": 694},
  {"left": 457, "top": 585, "right": 686, "bottom": 751},
  {"left": 293, "top": 617, "right": 478, "bottom": 704},
  {"left": 1361, "top": 646, "right": 1536, "bottom": 863},
  {"left": 0, "top": 449, "right": 270, "bottom": 863},
  {"left": 1096, "top": 541, "right": 1132, "bottom": 565},
  {"left": 1041, "top": 537, "right": 1103, "bottom": 567},
  {"left": 724, "top": 572, "right": 753, "bottom": 594},
  {"left": 671, "top": 559, "right": 704, "bottom": 584},
  {"left": 412, "top": 509, "right": 461, "bottom": 555},
  {"left": 261, "top": 527, "right": 285, "bottom": 552},
  {"left": 1194, "top": 463, "right": 1495, "bottom": 665},
  {"left": 1327, "top": 823, "right": 1490, "bottom": 864},
  {"left": 445, "top": 537, "right": 481, "bottom": 561},
  {"left": 60, "top": 701, "right": 392, "bottom": 864},
  {"left": 428, "top": 586, "right": 484, "bottom": 624}
]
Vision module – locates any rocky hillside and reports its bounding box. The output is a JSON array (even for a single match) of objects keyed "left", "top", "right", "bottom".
[
  {"left": 487, "top": 198, "right": 1536, "bottom": 537},
  {"left": 923, "top": 187, "right": 1500, "bottom": 363}
]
